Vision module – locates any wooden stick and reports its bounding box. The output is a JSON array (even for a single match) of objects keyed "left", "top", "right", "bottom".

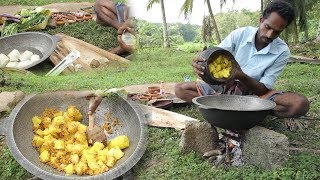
[{"left": 88, "top": 114, "right": 94, "bottom": 131}]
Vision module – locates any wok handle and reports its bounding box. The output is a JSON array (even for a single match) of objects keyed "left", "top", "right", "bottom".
[{"left": 88, "top": 114, "right": 94, "bottom": 131}]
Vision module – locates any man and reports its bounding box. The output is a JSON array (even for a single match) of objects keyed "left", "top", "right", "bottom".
[
  {"left": 95, "top": 0, "right": 135, "bottom": 54},
  {"left": 175, "top": 0, "right": 309, "bottom": 118}
]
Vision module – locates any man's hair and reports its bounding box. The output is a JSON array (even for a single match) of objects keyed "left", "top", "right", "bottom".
[{"left": 263, "top": 0, "right": 295, "bottom": 26}]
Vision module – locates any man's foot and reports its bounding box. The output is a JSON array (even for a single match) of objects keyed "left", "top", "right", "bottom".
[{"left": 284, "top": 118, "right": 305, "bottom": 131}]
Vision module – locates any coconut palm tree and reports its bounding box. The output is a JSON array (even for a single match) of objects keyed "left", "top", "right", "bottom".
[
  {"left": 202, "top": 16, "right": 213, "bottom": 45},
  {"left": 147, "top": 0, "right": 170, "bottom": 48},
  {"left": 181, "top": 0, "right": 222, "bottom": 43}
]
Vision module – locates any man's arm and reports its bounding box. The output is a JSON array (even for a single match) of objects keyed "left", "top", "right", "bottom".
[
  {"left": 235, "top": 69, "right": 269, "bottom": 95},
  {"left": 234, "top": 51, "right": 289, "bottom": 95}
]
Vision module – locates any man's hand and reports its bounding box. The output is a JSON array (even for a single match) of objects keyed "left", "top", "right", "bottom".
[
  {"left": 117, "top": 19, "right": 136, "bottom": 53},
  {"left": 86, "top": 125, "right": 107, "bottom": 145},
  {"left": 192, "top": 57, "right": 206, "bottom": 79},
  {"left": 117, "top": 19, "right": 135, "bottom": 35}
]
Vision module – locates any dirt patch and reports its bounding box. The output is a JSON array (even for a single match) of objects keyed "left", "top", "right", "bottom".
[{"left": 0, "top": 2, "right": 94, "bottom": 16}]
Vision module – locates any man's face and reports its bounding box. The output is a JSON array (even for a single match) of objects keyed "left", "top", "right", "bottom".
[{"left": 257, "top": 12, "right": 288, "bottom": 44}]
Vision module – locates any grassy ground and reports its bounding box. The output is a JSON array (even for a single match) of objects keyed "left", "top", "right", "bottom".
[{"left": 1, "top": 1, "right": 320, "bottom": 179}]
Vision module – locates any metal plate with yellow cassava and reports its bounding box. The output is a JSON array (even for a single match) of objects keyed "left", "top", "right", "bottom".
[{"left": 5, "top": 91, "right": 147, "bottom": 179}]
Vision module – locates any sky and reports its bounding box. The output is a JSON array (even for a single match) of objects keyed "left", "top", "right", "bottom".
[{"left": 129, "top": 0, "right": 261, "bottom": 25}]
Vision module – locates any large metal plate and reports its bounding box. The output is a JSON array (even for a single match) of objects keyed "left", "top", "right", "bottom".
[
  {"left": 0, "top": 32, "right": 58, "bottom": 69},
  {"left": 6, "top": 91, "right": 147, "bottom": 180}
]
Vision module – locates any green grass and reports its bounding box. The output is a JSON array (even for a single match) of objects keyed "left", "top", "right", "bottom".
[{"left": 45, "top": 20, "right": 119, "bottom": 51}]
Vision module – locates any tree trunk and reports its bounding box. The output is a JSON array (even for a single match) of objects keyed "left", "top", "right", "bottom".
[
  {"left": 316, "top": 19, "right": 320, "bottom": 42},
  {"left": 292, "top": 20, "right": 299, "bottom": 44},
  {"left": 283, "top": 28, "right": 289, "bottom": 44},
  {"left": 304, "top": 22, "right": 308, "bottom": 42},
  {"left": 160, "top": 0, "right": 170, "bottom": 48},
  {"left": 206, "top": 0, "right": 221, "bottom": 44},
  {"left": 260, "top": 0, "right": 263, "bottom": 15}
]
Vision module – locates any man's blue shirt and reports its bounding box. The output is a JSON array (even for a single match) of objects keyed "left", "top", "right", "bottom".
[{"left": 218, "top": 26, "right": 290, "bottom": 89}]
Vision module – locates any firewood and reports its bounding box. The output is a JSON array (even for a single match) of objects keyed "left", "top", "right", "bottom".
[{"left": 203, "top": 149, "right": 222, "bottom": 158}]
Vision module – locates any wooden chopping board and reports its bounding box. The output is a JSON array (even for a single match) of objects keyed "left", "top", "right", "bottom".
[
  {"left": 49, "top": 33, "right": 130, "bottom": 73},
  {"left": 140, "top": 104, "right": 199, "bottom": 130}
]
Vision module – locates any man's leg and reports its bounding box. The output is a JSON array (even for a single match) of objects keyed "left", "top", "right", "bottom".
[
  {"left": 175, "top": 82, "right": 199, "bottom": 103},
  {"left": 261, "top": 90, "right": 310, "bottom": 118}
]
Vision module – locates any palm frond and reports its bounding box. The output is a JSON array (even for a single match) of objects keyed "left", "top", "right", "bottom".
[
  {"left": 180, "top": 0, "right": 194, "bottom": 18},
  {"left": 146, "top": 0, "right": 160, "bottom": 10},
  {"left": 219, "top": 0, "right": 235, "bottom": 10}
]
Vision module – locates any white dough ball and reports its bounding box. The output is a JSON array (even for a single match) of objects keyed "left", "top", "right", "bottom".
[
  {"left": 0, "top": 54, "right": 10, "bottom": 67},
  {"left": 19, "top": 50, "right": 33, "bottom": 62},
  {"left": 6, "top": 61, "right": 19, "bottom": 68},
  {"left": 7, "top": 49, "right": 20, "bottom": 62},
  {"left": 30, "top": 54, "right": 40, "bottom": 62},
  {"left": 17, "top": 61, "right": 32, "bottom": 69}
]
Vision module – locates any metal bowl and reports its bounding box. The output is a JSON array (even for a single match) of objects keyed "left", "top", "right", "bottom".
[
  {"left": 6, "top": 91, "right": 147, "bottom": 180},
  {"left": 192, "top": 95, "right": 276, "bottom": 130},
  {"left": 0, "top": 32, "right": 58, "bottom": 69}
]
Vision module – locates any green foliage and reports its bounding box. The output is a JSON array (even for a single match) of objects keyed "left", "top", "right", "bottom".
[
  {"left": 136, "top": 20, "right": 163, "bottom": 47},
  {"left": 170, "top": 23, "right": 199, "bottom": 42},
  {"left": 176, "top": 42, "right": 206, "bottom": 53},
  {"left": 214, "top": 9, "right": 259, "bottom": 40},
  {"left": 0, "top": 0, "right": 95, "bottom": 6},
  {"left": 136, "top": 19, "right": 200, "bottom": 47},
  {"left": 0, "top": 147, "right": 31, "bottom": 179},
  {"left": 305, "top": 2, "right": 320, "bottom": 40}
]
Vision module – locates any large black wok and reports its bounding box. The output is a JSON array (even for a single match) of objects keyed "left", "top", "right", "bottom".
[
  {"left": 192, "top": 95, "right": 276, "bottom": 130},
  {"left": 4, "top": 91, "right": 147, "bottom": 180}
]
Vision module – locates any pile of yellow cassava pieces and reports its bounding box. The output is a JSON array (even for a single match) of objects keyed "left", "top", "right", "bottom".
[
  {"left": 32, "top": 106, "right": 130, "bottom": 175},
  {"left": 209, "top": 55, "right": 232, "bottom": 79}
]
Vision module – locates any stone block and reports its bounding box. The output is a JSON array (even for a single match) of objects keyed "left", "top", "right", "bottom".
[
  {"left": 180, "top": 121, "right": 219, "bottom": 154},
  {"left": 242, "top": 126, "right": 289, "bottom": 169},
  {"left": 0, "top": 91, "right": 25, "bottom": 113}
]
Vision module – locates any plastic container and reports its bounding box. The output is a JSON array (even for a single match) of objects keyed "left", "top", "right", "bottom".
[{"left": 198, "top": 47, "right": 237, "bottom": 85}]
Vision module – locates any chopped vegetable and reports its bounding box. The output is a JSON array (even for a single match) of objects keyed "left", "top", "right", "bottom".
[
  {"left": 1, "top": 7, "right": 51, "bottom": 37},
  {"left": 1, "top": 22, "right": 19, "bottom": 37}
]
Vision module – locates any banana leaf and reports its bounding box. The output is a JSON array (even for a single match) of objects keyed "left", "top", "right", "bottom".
[{"left": 20, "top": 9, "right": 52, "bottom": 31}]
